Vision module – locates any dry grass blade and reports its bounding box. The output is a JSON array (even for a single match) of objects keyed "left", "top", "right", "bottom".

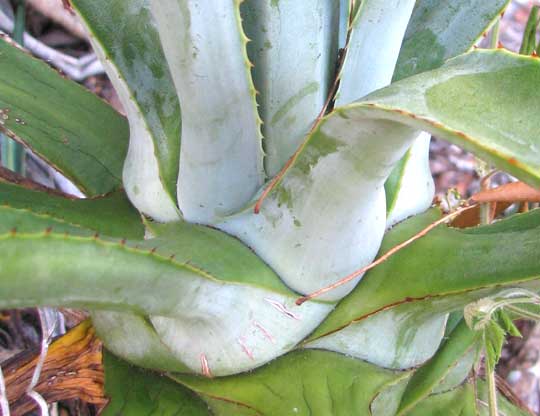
[{"left": 3, "top": 320, "right": 105, "bottom": 415}]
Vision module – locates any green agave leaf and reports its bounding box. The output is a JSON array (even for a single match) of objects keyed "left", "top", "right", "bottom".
[
  {"left": 71, "top": 0, "right": 181, "bottom": 222},
  {"left": 365, "top": 50, "right": 540, "bottom": 187},
  {"left": 408, "top": 381, "right": 531, "bottom": 415},
  {"left": 397, "top": 320, "right": 480, "bottom": 415},
  {"left": 370, "top": 376, "right": 411, "bottom": 416},
  {"left": 0, "top": 35, "right": 128, "bottom": 196},
  {"left": 0, "top": 181, "right": 144, "bottom": 239},
  {"left": 394, "top": 0, "right": 509, "bottom": 82},
  {"left": 405, "top": 383, "right": 478, "bottom": 416},
  {"left": 173, "top": 349, "right": 402, "bottom": 416},
  {"left": 102, "top": 351, "right": 210, "bottom": 416},
  {"left": 309, "top": 208, "right": 540, "bottom": 342},
  {"left": 220, "top": 50, "right": 540, "bottom": 302},
  {"left": 385, "top": 131, "right": 434, "bottom": 227},
  {"left": 335, "top": 0, "right": 416, "bottom": 106},
  {"left": 431, "top": 340, "right": 480, "bottom": 394},
  {"left": 241, "top": 0, "right": 340, "bottom": 177},
  {"left": 151, "top": 0, "right": 264, "bottom": 224},
  {"left": 387, "top": 0, "right": 509, "bottom": 226},
  {"left": 307, "top": 298, "right": 449, "bottom": 370},
  {"left": 0, "top": 221, "right": 331, "bottom": 375}
]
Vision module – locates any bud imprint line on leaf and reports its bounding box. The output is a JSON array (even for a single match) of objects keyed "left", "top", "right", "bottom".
[{"left": 264, "top": 298, "right": 301, "bottom": 320}]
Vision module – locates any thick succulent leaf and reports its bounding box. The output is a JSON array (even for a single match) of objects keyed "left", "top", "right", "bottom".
[
  {"left": 396, "top": 320, "right": 479, "bottom": 415},
  {"left": 406, "top": 383, "right": 478, "bottom": 416},
  {"left": 364, "top": 50, "right": 540, "bottom": 187},
  {"left": 151, "top": 0, "right": 264, "bottom": 224},
  {"left": 0, "top": 181, "right": 144, "bottom": 239},
  {"left": 71, "top": 0, "right": 181, "bottom": 222},
  {"left": 370, "top": 376, "right": 411, "bottom": 416},
  {"left": 385, "top": 131, "right": 434, "bottom": 227},
  {"left": 221, "top": 51, "right": 540, "bottom": 302},
  {"left": 387, "top": 0, "right": 510, "bottom": 226},
  {"left": 102, "top": 351, "right": 210, "bottom": 416},
  {"left": 394, "top": 0, "right": 509, "bottom": 82},
  {"left": 0, "top": 221, "right": 330, "bottom": 375},
  {"left": 173, "top": 349, "right": 401, "bottom": 416},
  {"left": 309, "top": 208, "right": 540, "bottom": 343},
  {"left": 334, "top": 0, "right": 416, "bottom": 106},
  {"left": 307, "top": 298, "right": 449, "bottom": 369},
  {"left": 219, "top": 115, "right": 418, "bottom": 300},
  {"left": 0, "top": 35, "right": 127, "bottom": 196},
  {"left": 241, "top": 0, "right": 340, "bottom": 177}
]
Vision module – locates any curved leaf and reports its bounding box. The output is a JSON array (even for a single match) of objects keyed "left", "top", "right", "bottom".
[
  {"left": 387, "top": 0, "right": 510, "bottom": 226},
  {"left": 309, "top": 208, "right": 540, "bottom": 341},
  {"left": 151, "top": 0, "right": 264, "bottom": 223},
  {"left": 394, "top": 0, "right": 509, "bottom": 82},
  {"left": 102, "top": 351, "right": 210, "bottom": 416},
  {"left": 364, "top": 50, "right": 540, "bottom": 187},
  {"left": 335, "top": 0, "right": 416, "bottom": 106},
  {"left": 397, "top": 320, "right": 479, "bottom": 415},
  {"left": 220, "top": 51, "right": 540, "bottom": 301},
  {"left": 0, "top": 35, "right": 128, "bottom": 196},
  {"left": 385, "top": 131, "right": 434, "bottom": 227},
  {"left": 71, "top": 0, "right": 181, "bottom": 222},
  {"left": 173, "top": 349, "right": 401, "bottom": 416},
  {"left": 0, "top": 181, "right": 144, "bottom": 239},
  {"left": 0, "top": 221, "right": 330, "bottom": 376},
  {"left": 241, "top": 0, "right": 340, "bottom": 177}
]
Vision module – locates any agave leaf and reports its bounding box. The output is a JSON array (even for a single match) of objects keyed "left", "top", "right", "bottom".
[
  {"left": 396, "top": 320, "right": 480, "bottom": 415},
  {"left": 386, "top": 0, "right": 509, "bottom": 226},
  {"left": 0, "top": 220, "right": 331, "bottom": 375},
  {"left": 150, "top": 0, "right": 264, "bottom": 224},
  {"left": 385, "top": 131, "right": 434, "bottom": 227},
  {"left": 220, "top": 51, "right": 540, "bottom": 301},
  {"left": 241, "top": 0, "right": 340, "bottom": 177},
  {"left": 394, "top": 0, "right": 509, "bottom": 82},
  {"left": 309, "top": 208, "right": 540, "bottom": 342},
  {"left": 365, "top": 50, "right": 540, "bottom": 187},
  {"left": 0, "top": 35, "right": 128, "bottom": 196},
  {"left": 102, "top": 351, "right": 210, "bottom": 416},
  {"left": 71, "top": 0, "right": 181, "bottom": 222},
  {"left": 307, "top": 299, "right": 449, "bottom": 370},
  {"left": 173, "top": 349, "right": 401, "bottom": 416},
  {"left": 0, "top": 181, "right": 144, "bottom": 239},
  {"left": 406, "top": 383, "right": 478, "bottom": 415},
  {"left": 334, "top": 0, "right": 416, "bottom": 106}
]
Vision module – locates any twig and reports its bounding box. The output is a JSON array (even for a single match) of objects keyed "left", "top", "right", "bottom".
[{"left": 296, "top": 204, "right": 477, "bottom": 305}]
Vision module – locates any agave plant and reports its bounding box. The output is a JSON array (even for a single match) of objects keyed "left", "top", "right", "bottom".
[{"left": 1, "top": 0, "right": 540, "bottom": 414}]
